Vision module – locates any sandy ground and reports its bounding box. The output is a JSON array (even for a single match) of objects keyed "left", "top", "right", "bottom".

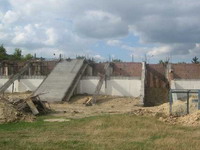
[
  {"left": 48, "top": 95, "right": 200, "bottom": 126},
  {"left": 49, "top": 95, "right": 141, "bottom": 118},
  {"left": 1, "top": 93, "right": 200, "bottom": 126}
]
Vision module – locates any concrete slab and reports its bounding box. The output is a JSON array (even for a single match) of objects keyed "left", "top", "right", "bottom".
[{"left": 34, "top": 59, "right": 85, "bottom": 102}]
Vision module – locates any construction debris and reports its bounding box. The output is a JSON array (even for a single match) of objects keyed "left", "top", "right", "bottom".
[
  {"left": 0, "top": 93, "right": 49, "bottom": 124},
  {"left": 84, "top": 97, "right": 93, "bottom": 106},
  {"left": 0, "top": 98, "right": 34, "bottom": 123}
]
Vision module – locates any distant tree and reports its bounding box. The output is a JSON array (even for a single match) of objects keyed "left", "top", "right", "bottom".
[
  {"left": 112, "top": 59, "right": 122, "bottom": 62},
  {"left": 178, "top": 62, "right": 186, "bottom": 64},
  {"left": 87, "top": 58, "right": 95, "bottom": 63},
  {"left": 192, "top": 56, "right": 199, "bottom": 64},
  {"left": 0, "top": 44, "right": 8, "bottom": 60},
  {"left": 12, "top": 48, "right": 23, "bottom": 60},
  {"left": 76, "top": 55, "right": 86, "bottom": 59},
  {"left": 158, "top": 59, "right": 169, "bottom": 65},
  {"left": 24, "top": 53, "right": 33, "bottom": 60}
]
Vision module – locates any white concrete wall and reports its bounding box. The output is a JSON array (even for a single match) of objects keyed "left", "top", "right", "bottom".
[
  {"left": 0, "top": 79, "right": 19, "bottom": 92},
  {"left": 18, "top": 79, "right": 44, "bottom": 92},
  {"left": 0, "top": 76, "right": 141, "bottom": 97},
  {"left": 78, "top": 76, "right": 141, "bottom": 97},
  {"left": 0, "top": 76, "right": 44, "bottom": 92},
  {"left": 174, "top": 79, "right": 200, "bottom": 89},
  {"left": 171, "top": 79, "right": 200, "bottom": 100}
]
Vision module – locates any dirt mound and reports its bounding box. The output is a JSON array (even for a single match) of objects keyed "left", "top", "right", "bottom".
[
  {"left": 0, "top": 98, "right": 34, "bottom": 124},
  {"left": 178, "top": 111, "right": 200, "bottom": 126},
  {"left": 130, "top": 101, "right": 200, "bottom": 126}
]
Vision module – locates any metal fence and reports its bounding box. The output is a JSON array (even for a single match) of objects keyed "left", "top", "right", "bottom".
[{"left": 169, "top": 89, "right": 200, "bottom": 115}]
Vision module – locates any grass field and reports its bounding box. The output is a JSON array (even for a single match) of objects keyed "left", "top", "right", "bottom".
[{"left": 0, "top": 114, "right": 200, "bottom": 150}]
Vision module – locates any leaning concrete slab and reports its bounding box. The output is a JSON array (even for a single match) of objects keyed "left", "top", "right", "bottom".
[
  {"left": 140, "top": 61, "right": 146, "bottom": 105},
  {"left": 34, "top": 59, "right": 87, "bottom": 102}
]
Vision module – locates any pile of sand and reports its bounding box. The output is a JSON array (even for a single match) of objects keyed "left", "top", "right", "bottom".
[
  {"left": 130, "top": 101, "right": 200, "bottom": 126},
  {"left": 0, "top": 98, "right": 34, "bottom": 124},
  {"left": 178, "top": 110, "right": 200, "bottom": 126}
]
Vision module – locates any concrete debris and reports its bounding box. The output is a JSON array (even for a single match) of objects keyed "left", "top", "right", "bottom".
[
  {"left": 0, "top": 98, "right": 34, "bottom": 124},
  {"left": 0, "top": 94, "right": 49, "bottom": 124}
]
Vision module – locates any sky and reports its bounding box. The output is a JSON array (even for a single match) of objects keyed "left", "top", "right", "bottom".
[{"left": 0, "top": 0, "right": 200, "bottom": 63}]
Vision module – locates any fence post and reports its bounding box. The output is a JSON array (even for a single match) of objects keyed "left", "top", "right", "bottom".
[
  {"left": 169, "top": 90, "right": 173, "bottom": 115},
  {"left": 187, "top": 91, "right": 190, "bottom": 114},
  {"left": 198, "top": 90, "right": 200, "bottom": 110}
]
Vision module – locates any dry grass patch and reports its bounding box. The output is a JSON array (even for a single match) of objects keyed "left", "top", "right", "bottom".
[{"left": 0, "top": 114, "right": 200, "bottom": 150}]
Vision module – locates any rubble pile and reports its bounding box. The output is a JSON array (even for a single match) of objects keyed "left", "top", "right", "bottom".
[
  {"left": 0, "top": 94, "right": 48, "bottom": 124},
  {"left": 0, "top": 98, "right": 34, "bottom": 123}
]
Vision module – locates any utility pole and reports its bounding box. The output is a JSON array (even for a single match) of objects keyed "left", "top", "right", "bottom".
[
  {"left": 109, "top": 54, "right": 111, "bottom": 62},
  {"left": 131, "top": 54, "right": 134, "bottom": 62}
]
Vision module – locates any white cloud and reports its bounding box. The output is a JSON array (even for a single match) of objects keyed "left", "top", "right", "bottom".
[
  {"left": 148, "top": 46, "right": 171, "bottom": 56},
  {"left": 44, "top": 28, "right": 58, "bottom": 46},
  {"left": 93, "top": 54, "right": 105, "bottom": 61},
  {"left": 0, "top": 0, "right": 200, "bottom": 61},
  {"left": 2, "top": 10, "right": 19, "bottom": 24},
  {"left": 74, "top": 10, "right": 128, "bottom": 39},
  {"left": 12, "top": 24, "right": 37, "bottom": 44},
  {"left": 107, "top": 40, "right": 121, "bottom": 46}
]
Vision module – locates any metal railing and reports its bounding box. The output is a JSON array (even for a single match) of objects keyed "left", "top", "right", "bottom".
[{"left": 169, "top": 89, "right": 200, "bottom": 115}]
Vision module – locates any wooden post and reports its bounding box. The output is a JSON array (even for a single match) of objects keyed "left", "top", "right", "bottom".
[
  {"left": 12, "top": 83, "right": 14, "bottom": 93},
  {"left": 26, "top": 99, "right": 39, "bottom": 115},
  {"left": 169, "top": 91, "right": 173, "bottom": 115},
  {"left": 198, "top": 90, "right": 200, "bottom": 110},
  {"left": 187, "top": 91, "right": 190, "bottom": 114}
]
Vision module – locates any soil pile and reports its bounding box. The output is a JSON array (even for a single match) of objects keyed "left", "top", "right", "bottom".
[
  {"left": 131, "top": 101, "right": 200, "bottom": 126},
  {"left": 178, "top": 110, "right": 200, "bottom": 126},
  {"left": 0, "top": 98, "right": 34, "bottom": 124}
]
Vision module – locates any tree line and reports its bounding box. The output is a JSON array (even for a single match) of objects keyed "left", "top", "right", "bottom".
[
  {"left": 159, "top": 56, "right": 199, "bottom": 64},
  {"left": 0, "top": 44, "right": 33, "bottom": 61}
]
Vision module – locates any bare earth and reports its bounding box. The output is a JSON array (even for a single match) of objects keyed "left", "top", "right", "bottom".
[
  {"left": 49, "top": 95, "right": 141, "bottom": 118},
  {"left": 49, "top": 95, "right": 200, "bottom": 126},
  {"left": 2, "top": 93, "right": 200, "bottom": 126}
]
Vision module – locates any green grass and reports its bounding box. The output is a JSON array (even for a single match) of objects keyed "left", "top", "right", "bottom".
[{"left": 0, "top": 114, "right": 200, "bottom": 150}]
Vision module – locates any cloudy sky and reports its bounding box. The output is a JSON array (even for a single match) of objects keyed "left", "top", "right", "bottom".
[{"left": 0, "top": 0, "right": 200, "bottom": 63}]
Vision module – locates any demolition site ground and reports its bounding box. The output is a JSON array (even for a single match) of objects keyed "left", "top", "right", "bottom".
[{"left": 1, "top": 93, "right": 200, "bottom": 150}]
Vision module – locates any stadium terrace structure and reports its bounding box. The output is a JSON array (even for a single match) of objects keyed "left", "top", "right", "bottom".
[{"left": 1, "top": 59, "right": 200, "bottom": 106}]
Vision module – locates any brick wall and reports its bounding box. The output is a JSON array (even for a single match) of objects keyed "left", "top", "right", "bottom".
[
  {"left": 0, "top": 60, "right": 58, "bottom": 76},
  {"left": 172, "top": 64, "right": 200, "bottom": 79},
  {"left": 92, "top": 62, "right": 142, "bottom": 77},
  {"left": 145, "top": 64, "right": 169, "bottom": 106},
  {"left": 112, "top": 62, "right": 142, "bottom": 77},
  {"left": 146, "top": 64, "right": 168, "bottom": 88}
]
